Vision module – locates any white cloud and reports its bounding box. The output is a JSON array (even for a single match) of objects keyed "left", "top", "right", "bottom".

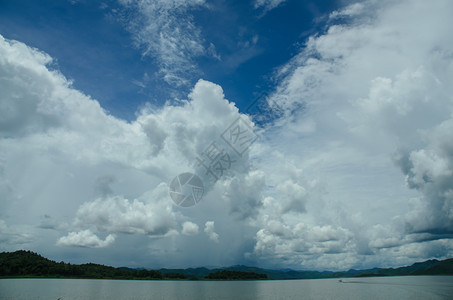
[
  {"left": 221, "top": 170, "right": 266, "bottom": 220},
  {"left": 2, "top": 0, "right": 453, "bottom": 270},
  {"left": 204, "top": 221, "right": 219, "bottom": 242},
  {"left": 254, "top": 0, "right": 287, "bottom": 12},
  {"left": 329, "top": 2, "right": 365, "bottom": 20},
  {"left": 181, "top": 221, "right": 199, "bottom": 236},
  {"left": 274, "top": 180, "right": 307, "bottom": 214},
  {"left": 118, "top": 0, "right": 209, "bottom": 86},
  {"left": 57, "top": 230, "right": 116, "bottom": 248},
  {"left": 73, "top": 186, "right": 178, "bottom": 236},
  {"left": 0, "top": 36, "right": 60, "bottom": 137},
  {"left": 0, "top": 33, "right": 258, "bottom": 265},
  {"left": 253, "top": 222, "right": 355, "bottom": 270},
  {"left": 249, "top": 0, "right": 453, "bottom": 269},
  {"left": 397, "top": 117, "right": 453, "bottom": 234},
  {"left": 0, "top": 220, "right": 34, "bottom": 247}
]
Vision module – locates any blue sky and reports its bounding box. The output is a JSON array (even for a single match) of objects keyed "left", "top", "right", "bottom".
[
  {"left": 1, "top": 0, "right": 453, "bottom": 271},
  {"left": 0, "top": 0, "right": 339, "bottom": 120}
]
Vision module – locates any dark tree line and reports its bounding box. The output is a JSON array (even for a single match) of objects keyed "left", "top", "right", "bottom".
[
  {"left": 0, "top": 250, "right": 177, "bottom": 280},
  {"left": 0, "top": 251, "right": 270, "bottom": 280},
  {"left": 205, "top": 270, "right": 268, "bottom": 280}
]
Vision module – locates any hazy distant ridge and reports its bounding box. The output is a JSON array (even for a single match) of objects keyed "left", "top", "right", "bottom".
[{"left": 1, "top": 250, "right": 452, "bottom": 280}]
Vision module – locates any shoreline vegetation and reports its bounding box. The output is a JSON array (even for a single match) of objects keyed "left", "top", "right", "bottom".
[
  {"left": 0, "top": 251, "right": 268, "bottom": 281},
  {"left": 1, "top": 250, "right": 452, "bottom": 281}
]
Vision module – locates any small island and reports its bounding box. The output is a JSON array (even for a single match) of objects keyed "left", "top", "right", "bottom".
[{"left": 205, "top": 270, "right": 268, "bottom": 280}]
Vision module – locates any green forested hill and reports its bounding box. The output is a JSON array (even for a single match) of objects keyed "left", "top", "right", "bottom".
[
  {"left": 412, "top": 258, "right": 453, "bottom": 275},
  {"left": 1, "top": 250, "right": 452, "bottom": 280},
  {"left": 0, "top": 250, "right": 264, "bottom": 280},
  {"left": 355, "top": 259, "right": 453, "bottom": 277},
  {"left": 0, "top": 250, "right": 163, "bottom": 279}
]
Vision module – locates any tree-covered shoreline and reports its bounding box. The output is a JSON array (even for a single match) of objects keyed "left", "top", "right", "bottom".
[
  {"left": 0, "top": 250, "right": 267, "bottom": 280},
  {"left": 1, "top": 250, "right": 452, "bottom": 281},
  {"left": 0, "top": 250, "right": 166, "bottom": 280}
]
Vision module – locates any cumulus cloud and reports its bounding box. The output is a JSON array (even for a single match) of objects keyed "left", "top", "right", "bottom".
[
  {"left": 57, "top": 230, "right": 116, "bottom": 248},
  {"left": 181, "top": 221, "right": 199, "bottom": 236},
  {"left": 250, "top": 0, "right": 453, "bottom": 269},
  {"left": 396, "top": 117, "right": 453, "bottom": 234},
  {"left": 221, "top": 170, "right": 266, "bottom": 220},
  {"left": 274, "top": 180, "right": 307, "bottom": 214},
  {"left": 73, "top": 186, "right": 178, "bottom": 236},
  {"left": 2, "top": 0, "right": 453, "bottom": 271},
  {"left": 0, "top": 33, "right": 259, "bottom": 266},
  {"left": 0, "top": 36, "right": 60, "bottom": 137},
  {"left": 204, "top": 221, "right": 219, "bottom": 242},
  {"left": 253, "top": 221, "right": 355, "bottom": 270}
]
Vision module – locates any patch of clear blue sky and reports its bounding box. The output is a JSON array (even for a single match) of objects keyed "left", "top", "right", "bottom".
[{"left": 0, "top": 0, "right": 341, "bottom": 121}]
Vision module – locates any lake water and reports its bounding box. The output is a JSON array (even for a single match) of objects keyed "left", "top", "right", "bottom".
[{"left": 1, "top": 276, "right": 452, "bottom": 299}]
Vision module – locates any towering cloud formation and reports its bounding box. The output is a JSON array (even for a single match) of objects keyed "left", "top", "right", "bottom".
[
  {"left": 252, "top": 0, "right": 453, "bottom": 269},
  {"left": 1, "top": 0, "right": 453, "bottom": 270},
  {"left": 0, "top": 33, "right": 259, "bottom": 266}
]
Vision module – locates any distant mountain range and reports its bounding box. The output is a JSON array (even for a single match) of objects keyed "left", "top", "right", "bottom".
[
  {"left": 1, "top": 250, "right": 452, "bottom": 280},
  {"left": 158, "top": 258, "right": 453, "bottom": 280}
]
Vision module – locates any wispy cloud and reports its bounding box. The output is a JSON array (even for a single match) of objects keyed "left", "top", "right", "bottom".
[
  {"left": 117, "top": 0, "right": 209, "bottom": 86},
  {"left": 254, "top": 0, "right": 287, "bottom": 13},
  {"left": 329, "top": 2, "right": 365, "bottom": 20}
]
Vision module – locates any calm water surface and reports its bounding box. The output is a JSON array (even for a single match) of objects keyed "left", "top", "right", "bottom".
[{"left": 0, "top": 276, "right": 452, "bottom": 299}]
